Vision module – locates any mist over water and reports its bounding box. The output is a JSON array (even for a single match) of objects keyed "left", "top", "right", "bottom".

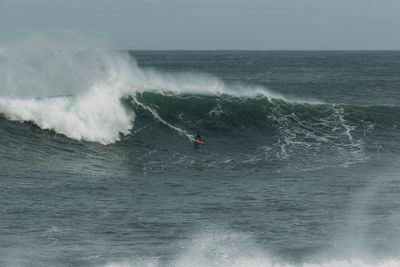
[{"left": 1, "top": 36, "right": 400, "bottom": 266}]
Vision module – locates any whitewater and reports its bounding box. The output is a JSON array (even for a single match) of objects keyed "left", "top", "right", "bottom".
[{"left": 1, "top": 36, "right": 400, "bottom": 267}]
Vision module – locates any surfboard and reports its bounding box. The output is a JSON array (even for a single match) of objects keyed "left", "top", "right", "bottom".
[{"left": 194, "top": 139, "right": 204, "bottom": 145}]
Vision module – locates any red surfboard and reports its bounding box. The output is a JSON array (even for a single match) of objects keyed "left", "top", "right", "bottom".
[{"left": 194, "top": 139, "right": 204, "bottom": 145}]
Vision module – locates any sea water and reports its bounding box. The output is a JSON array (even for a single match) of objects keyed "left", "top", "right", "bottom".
[{"left": 1, "top": 37, "right": 400, "bottom": 266}]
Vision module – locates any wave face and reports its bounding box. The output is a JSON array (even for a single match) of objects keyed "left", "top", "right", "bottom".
[{"left": 127, "top": 92, "right": 380, "bottom": 171}]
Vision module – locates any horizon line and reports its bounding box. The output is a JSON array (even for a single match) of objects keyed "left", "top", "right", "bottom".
[{"left": 121, "top": 49, "right": 400, "bottom": 52}]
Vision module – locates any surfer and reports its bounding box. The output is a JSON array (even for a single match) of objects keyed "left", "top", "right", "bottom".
[{"left": 194, "top": 132, "right": 202, "bottom": 148}]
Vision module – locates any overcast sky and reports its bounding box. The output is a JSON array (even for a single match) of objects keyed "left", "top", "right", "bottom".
[{"left": 1, "top": 0, "right": 400, "bottom": 50}]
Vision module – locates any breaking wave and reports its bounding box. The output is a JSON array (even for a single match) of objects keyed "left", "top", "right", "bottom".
[
  {"left": 1, "top": 36, "right": 399, "bottom": 171},
  {"left": 0, "top": 35, "right": 286, "bottom": 144}
]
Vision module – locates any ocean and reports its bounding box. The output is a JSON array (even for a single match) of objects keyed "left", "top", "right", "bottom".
[{"left": 1, "top": 39, "right": 400, "bottom": 266}]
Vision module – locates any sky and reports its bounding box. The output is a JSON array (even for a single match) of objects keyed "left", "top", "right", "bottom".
[{"left": 0, "top": 0, "right": 400, "bottom": 50}]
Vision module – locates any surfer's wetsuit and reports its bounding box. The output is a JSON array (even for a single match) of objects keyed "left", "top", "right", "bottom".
[{"left": 195, "top": 133, "right": 201, "bottom": 141}]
